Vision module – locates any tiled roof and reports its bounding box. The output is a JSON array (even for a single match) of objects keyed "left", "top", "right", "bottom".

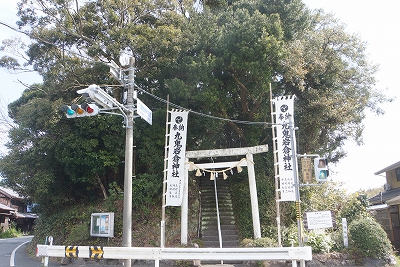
[
  {"left": 13, "top": 212, "right": 38, "bottom": 219},
  {"left": 369, "top": 187, "right": 400, "bottom": 206},
  {"left": 0, "top": 202, "right": 15, "bottom": 212},
  {"left": 0, "top": 186, "right": 23, "bottom": 199}
]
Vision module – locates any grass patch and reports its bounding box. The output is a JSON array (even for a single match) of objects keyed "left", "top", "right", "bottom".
[{"left": 0, "top": 227, "right": 22, "bottom": 238}]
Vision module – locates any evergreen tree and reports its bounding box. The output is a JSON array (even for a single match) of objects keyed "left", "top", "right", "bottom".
[{"left": 0, "top": 0, "right": 390, "bottom": 220}]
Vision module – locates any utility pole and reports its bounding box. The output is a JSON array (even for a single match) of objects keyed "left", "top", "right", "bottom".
[
  {"left": 63, "top": 56, "right": 149, "bottom": 267},
  {"left": 122, "top": 57, "right": 135, "bottom": 267},
  {"left": 269, "top": 83, "right": 282, "bottom": 246},
  {"left": 289, "top": 114, "right": 303, "bottom": 247}
]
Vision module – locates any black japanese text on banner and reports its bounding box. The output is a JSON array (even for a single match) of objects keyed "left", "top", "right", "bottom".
[
  {"left": 274, "top": 96, "right": 296, "bottom": 201},
  {"left": 166, "top": 111, "right": 189, "bottom": 206}
]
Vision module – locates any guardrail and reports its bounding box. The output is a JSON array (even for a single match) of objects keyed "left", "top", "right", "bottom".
[{"left": 37, "top": 245, "right": 312, "bottom": 267}]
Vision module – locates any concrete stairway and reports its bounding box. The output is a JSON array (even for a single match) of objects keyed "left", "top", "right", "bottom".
[{"left": 200, "top": 177, "right": 242, "bottom": 264}]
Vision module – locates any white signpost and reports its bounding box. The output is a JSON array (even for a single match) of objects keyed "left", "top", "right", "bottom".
[
  {"left": 342, "top": 218, "right": 348, "bottom": 247},
  {"left": 136, "top": 98, "right": 153, "bottom": 125}
]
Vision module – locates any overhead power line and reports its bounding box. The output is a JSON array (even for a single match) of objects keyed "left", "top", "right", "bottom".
[
  {"left": 0, "top": 21, "right": 274, "bottom": 127},
  {"left": 136, "top": 86, "right": 274, "bottom": 127}
]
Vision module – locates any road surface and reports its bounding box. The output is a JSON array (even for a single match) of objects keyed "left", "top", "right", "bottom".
[{"left": 0, "top": 236, "right": 73, "bottom": 267}]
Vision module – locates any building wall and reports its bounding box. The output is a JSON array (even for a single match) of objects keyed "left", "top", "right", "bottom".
[
  {"left": 373, "top": 208, "right": 393, "bottom": 243},
  {"left": 0, "top": 193, "right": 11, "bottom": 206},
  {"left": 386, "top": 169, "right": 400, "bottom": 189},
  {"left": 0, "top": 215, "right": 10, "bottom": 231}
]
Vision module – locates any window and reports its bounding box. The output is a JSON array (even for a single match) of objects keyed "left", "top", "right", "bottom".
[
  {"left": 396, "top": 167, "right": 400, "bottom": 181},
  {"left": 391, "top": 213, "right": 400, "bottom": 227}
]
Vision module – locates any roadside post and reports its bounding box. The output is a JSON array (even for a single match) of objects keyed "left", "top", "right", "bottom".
[
  {"left": 41, "top": 236, "right": 53, "bottom": 267},
  {"left": 342, "top": 218, "right": 348, "bottom": 247}
]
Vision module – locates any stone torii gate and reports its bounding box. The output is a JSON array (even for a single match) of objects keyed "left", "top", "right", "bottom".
[{"left": 180, "top": 144, "right": 269, "bottom": 244}]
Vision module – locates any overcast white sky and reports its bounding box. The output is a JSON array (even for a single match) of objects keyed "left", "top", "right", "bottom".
[
  {"left": 0, "top": 1, "right": 42, "bottom": 135},
  {"left": 1, "top": 1, "right": 399, "bottom": 191}
]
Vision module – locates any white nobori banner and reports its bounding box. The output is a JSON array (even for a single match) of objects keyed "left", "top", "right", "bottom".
[
  {"left": 166, "top": 111, "right": 189, "bottom": 206},
  {"left": 273, "top": 96, "right": 297, "bottom": 201}
]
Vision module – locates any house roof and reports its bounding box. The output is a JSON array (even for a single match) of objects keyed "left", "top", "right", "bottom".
[
  {"left": 374, "top": 160, "right": 400, "bottom": 175},
  {"left": 0, "top": 202, "right": 15, "bottom": 212},
  {"left": 386, "top": 195, "right": 400, "bottom": 205},
  {"left": 369, "top": 187, "right": 400, "bottom": 206},
  {"left": 13, "top": 212, "right": 38, "bottom": 219},
  {"left": 0, "top": 186, "right": 24, "bottom": 200},
  {"left": 367, "top": 204, "right": 388, "bottom": 211}
]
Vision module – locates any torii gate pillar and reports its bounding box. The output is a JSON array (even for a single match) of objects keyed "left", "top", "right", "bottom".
[{"left": 181, "top": 145, "right": 268, "bottom": 244}]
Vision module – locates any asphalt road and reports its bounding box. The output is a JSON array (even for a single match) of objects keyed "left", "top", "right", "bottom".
[
  {"left": 0, "top": 236, "right": 152, "bottom": 266},
  {"left": 1, "top": 236, "right": 37, "bottom": 267},
  {"left": 0, "top": 236, "right": 70, "bottom": 267}
]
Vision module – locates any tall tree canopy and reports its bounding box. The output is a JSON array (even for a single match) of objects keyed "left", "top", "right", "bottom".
[{"left": 0, "top": 0, "right": 390, "bottom": 214}]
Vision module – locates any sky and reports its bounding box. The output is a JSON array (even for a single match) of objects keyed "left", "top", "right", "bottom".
[
  {"left": 0, "top": 1, "right": 44, "bottom": 96},
  {"left": 0, "top": 1, "right": 399, "bottom": 191},
  {"left": 0, "top": 0, "right": 42, "bottom": 148}
]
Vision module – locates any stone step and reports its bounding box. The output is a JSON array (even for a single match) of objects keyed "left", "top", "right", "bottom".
[
  {"left": 201, "top": 199, "right": 232, "bottom": 205},
  {"left": 201, "top": 194, "right": 231, "bottom": 199},
  {"left": 201, "top": 224, "right": 237, "bottom": 231},
  {"left": 200, "top": 178, "right": 240, "bottom": 249},
  {"left": 201, "top": 195, "right": 232, "bottom": 201},
  {"left": 201, "top": 208, "right": 234, "bottom": 214},
  {"left": 201, "top": 229, "right": 238, "bottom": 237},
  {"left": 202, "top": 216, "right": 236, "bottom": 225},
  {"left": 202, "top": 202, "right": 233, "bottom": 208},
  {"left": 202, "top": 200, "right": 231, "bottom": 205},
  {"left": 202, "top": 211, "right": 234, "bottom": 216},
  {"left": 201, "top": 188, "right": 230, "bottom": 193},
  {"left": 202, "top": 208, "right": 234, "bottom": 214},
  {"left": 200, "top": 234, "right": 240, "bottom": 241},
  {"left": 202, "top": 191, "right": 230, "bottom": 195},
  {"left": 202, "top": 240, "right": 240, "bottom": 248},
  {"left": 201, "top": 260, "right": 247, "bottom": 267},
  {"left": 202, "top": 219, "right": 236, "bottom": 225}
]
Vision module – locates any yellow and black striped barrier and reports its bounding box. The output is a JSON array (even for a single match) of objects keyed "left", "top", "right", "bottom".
[
  {"left": 65, "top": 246, "right": 78, "bottom": 258},
  {"left": 89, "top": 246, "right": 104, "bottom": 259}
]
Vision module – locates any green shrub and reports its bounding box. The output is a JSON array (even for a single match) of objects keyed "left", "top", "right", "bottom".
[
  {"left": 330, "top": 228, "right": 346, "bottom": 252},
  {"left": 230, "top": 179, "right": 253, "bottom": 239},
  {"left": 105, "top": 182, "right": 123, "bottom": 212},
  {"left": 349, "top": 217, "right": 393, "bottom": 259},
  {"left": 0, "top": 227, "right": 22, "bottom": 238},
  {"left": 340, "top": 194, "right": 370, "bottom": 225},
  {"left": 305, "top": 229, "right": 333, "bottom": 253},
  {"left": 281, "top": 224, "right": 299, "bottom": 247},
  {"left": 65, "top": 223, "right": 90, "bottom": 245},
  {"left": 241, "top": 237, "right": 278, "bottom": 247}
]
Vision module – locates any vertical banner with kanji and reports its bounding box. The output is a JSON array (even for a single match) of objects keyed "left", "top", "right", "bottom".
[
  {"left": 166, "top": 111, "right": 189, "bottom": 206},
  {"left": 273, "top": 96, "right": 297, "bottom": 201}
]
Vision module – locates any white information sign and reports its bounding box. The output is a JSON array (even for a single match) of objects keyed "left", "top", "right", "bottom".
[
  {"left": 137, "top": 98, "right": 152, "bottom": 125},
  {"left": 166, "top": 111, "right": 189, "bottom": 206},
  {"left": 306, "top": 211, "right": 333, "bottom": 230}
]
